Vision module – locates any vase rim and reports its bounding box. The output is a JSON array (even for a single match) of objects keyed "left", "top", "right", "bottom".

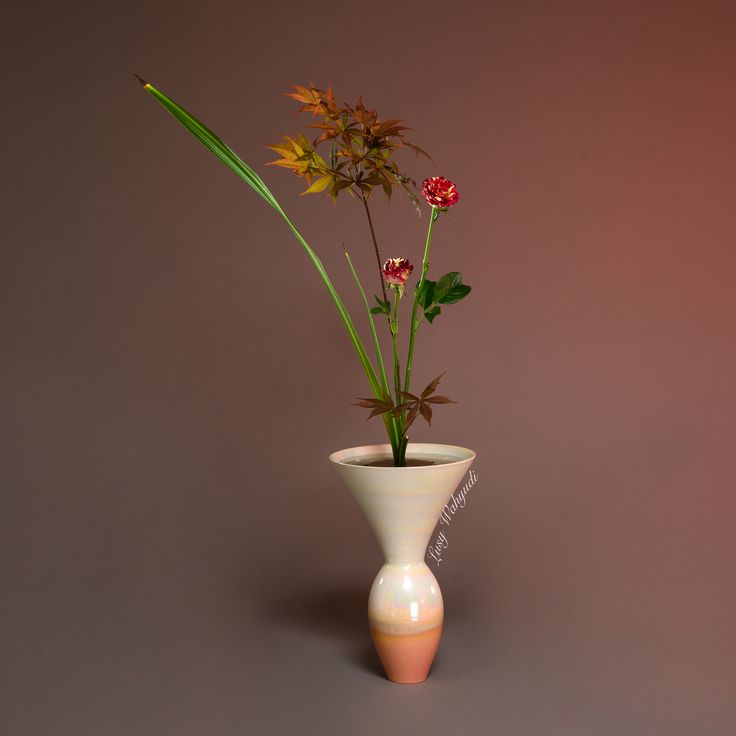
[{"left": 329, "top": 442, "right": 475, "bottom": 469}]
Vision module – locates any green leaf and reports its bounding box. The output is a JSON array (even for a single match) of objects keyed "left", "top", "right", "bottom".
[
  {"left": 435, "top": 272, "right": 462, "bottom": 299},
  {"left": 435, "top": 272, "right": 472, "bottom": 304},
  {"left": 439, "top": 283, "right": 471, "bottom": 304},
  {"left": 372, "top": 295, "right": 391, "bottom": 316},
  {"left": 137, "top": 78, "right": 279, "bottom": 211},
  {"left": 417, "top": 279, "right": 435, "bottom": 310},
  {"left": 424, "top": 306, "right": 441, "bottom": 324}
]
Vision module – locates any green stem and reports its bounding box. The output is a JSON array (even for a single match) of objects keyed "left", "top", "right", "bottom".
[
  {"left": 398, "top": 433, "right": 409, "bottom": 466},
  {"left": 391, "top": 287, "right": 402, "bottom": 404},
  {"left": 404, "top": 207, "right": 438, "bottom": 395},
  {"left": 344, "top": 249, "right": 400, "bottom": 450},
  {"left": 344, "top": 251, "right": 390, "bottom": 395},
  {"left": 278, "top": 212, "right": 383, "bottom": 399},
  {"left": 390, "top": 287, "right": 405, "bottom": 466}
]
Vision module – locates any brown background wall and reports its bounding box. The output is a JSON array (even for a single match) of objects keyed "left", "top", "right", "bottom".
[{"left": 2, "top": 0, "right": 735, "bottom": 733}]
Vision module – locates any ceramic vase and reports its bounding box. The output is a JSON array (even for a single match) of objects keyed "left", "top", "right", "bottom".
[{"left": 330, "top": 442, "right": 476, "bottom": 684}]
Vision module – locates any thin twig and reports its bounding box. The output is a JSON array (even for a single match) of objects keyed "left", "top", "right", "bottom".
[{"left": 361, "top": 195, "right": 388, "bottom": 304}]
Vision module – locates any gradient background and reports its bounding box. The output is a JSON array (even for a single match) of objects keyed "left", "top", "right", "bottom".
[{"left": 2, "top": 0, "right": 736, "bottom": 733}]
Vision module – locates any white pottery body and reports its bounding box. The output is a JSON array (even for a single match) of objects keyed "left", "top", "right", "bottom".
[{"left": 330, "top": 443, "right": 475, "bottom": 683}]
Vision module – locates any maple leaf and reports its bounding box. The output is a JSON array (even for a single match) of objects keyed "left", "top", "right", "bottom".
[
  {"left": 267, "top": 83, "right": 433, "bottom": 208},
  {"left": 352, "top": 394, "right": 397, "bottom": 420},
  {"left": 395, "top": 372, "right": 456, "bottom": 430}
]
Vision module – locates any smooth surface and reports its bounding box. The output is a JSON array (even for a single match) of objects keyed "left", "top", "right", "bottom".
[
  {"left": 368, "top": 564, "right": 444, "bottom": 683},
  {"left": 3, "top": 0, "right": 736, "bottom": 733},
  {"left": 331, "top": 443, "right": 475, "bottom": 562},
  {"left": 371, "top": 624, "right": 443, "bottom": 685},
  {"left": 332, "top": 443, "right": 473, "bottom": 682}
]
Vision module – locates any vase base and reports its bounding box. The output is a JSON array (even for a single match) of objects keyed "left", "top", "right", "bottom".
[{"left": 370, "top": 625, "right": 443, "bottom": 684}]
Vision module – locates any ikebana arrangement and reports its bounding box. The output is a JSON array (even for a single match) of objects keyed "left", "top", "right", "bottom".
[
  {"left": 138, "top": 78, "right": 476, "bottom": 684},
  {"left": 268, "top": 87, "right": 473, "bottom": 467}
]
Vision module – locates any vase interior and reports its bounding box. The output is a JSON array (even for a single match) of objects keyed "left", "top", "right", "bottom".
[{"left": 331, "top": 442, "right": 474, "bottom": 468}]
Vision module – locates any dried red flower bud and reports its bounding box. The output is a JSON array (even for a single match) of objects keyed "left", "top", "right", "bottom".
[
  {"left": 382, "top": 258, "right": 414, "bottom": 286},
  {"left": 422, "top": 176, "right": 460, "bottom": 209}
]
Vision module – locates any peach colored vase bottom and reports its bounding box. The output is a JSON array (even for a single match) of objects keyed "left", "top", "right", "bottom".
[{"left": 371, "top": 624, "right": 444, "bottom": 684}]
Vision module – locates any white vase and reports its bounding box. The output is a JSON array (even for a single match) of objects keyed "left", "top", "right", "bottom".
[{"left": 330, "top": 442, "right": 476, "bottom": 683}]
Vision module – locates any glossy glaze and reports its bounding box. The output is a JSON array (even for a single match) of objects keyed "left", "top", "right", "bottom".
[{"left": 330, "top": 443, "right": 476, "bottom": 684}]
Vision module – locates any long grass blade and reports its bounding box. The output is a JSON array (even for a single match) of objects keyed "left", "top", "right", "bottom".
[{"left": 137, "top": 76, "right": 382, "bottom": 399}]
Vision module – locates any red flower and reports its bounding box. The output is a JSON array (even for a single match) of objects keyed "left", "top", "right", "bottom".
[
  {"left": 382, "top": 258, "right": 414, "bottom": 286},
  {"left": 422, "top": 176, "right": 460, "bottom": 209}
]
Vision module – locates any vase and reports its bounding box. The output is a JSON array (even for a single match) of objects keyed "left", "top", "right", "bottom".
[{"left": 329, "top": 442, "right": 476, "bottom": 684}]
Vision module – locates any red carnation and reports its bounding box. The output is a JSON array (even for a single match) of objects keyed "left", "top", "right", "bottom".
[
  {"left": 422, "top": 176, "right": 460, "bottom": 209},
  {"left": 382, "top": 258, "right": 414, "bottom": 286}
]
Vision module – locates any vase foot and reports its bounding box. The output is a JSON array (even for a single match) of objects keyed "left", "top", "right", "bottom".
[{"left": 370, "top": 625, "right": 443, "bottom": 684}]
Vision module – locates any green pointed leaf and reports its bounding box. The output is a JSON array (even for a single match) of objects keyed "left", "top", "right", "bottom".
[
  {"left": 435, "top": 272, "right": 472, "bottom": 304},
  {"left": 439, "top": 283, "right": 471, "bottom": 304},
  {"left": 372, "top": 295, "right": 391, "bottom": 316},
  {"left": 139, "top": 80, "right": 277, "bottom": 209},
  {"left": 435, "top": 272, "right": 462, "bottom": 299},
  {"left": 424, "top": 306, "right": 441, "bottom": 323},
  {"left": 417, "top": 279, "right": 435, "bottom": 310}
]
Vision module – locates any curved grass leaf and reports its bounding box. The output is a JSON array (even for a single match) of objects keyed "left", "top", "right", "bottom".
[{"left": 136, "top": 76, "right": 383, "bottom": 401}]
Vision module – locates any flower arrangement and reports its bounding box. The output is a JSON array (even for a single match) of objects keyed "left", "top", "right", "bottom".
[{"left": 137, "top": 79, "right": 472, "bottom": 466}]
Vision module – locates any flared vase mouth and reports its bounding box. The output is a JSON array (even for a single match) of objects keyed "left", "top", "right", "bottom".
[{"left": 329, "top": 442, "right": 475, "bottom": 469}]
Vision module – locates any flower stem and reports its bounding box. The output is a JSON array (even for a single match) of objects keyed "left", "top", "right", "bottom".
[
  {"left": 404, "top": 207, "right": 438, "bottom": 395},
  {"left": 390, "top": 287, "right": 402, "bottom": 404},
  {"left": 278, "top": 213, "right": 383, "bottom": 398},
  {"left": 390, "top": 286, "right": 406, "bottom": 466},
  {"left": 361, "top": 196, "right": 389, "bottom": 304},
  {"left": 344, "top": 248, "right": 401, "bottom": 451}
]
